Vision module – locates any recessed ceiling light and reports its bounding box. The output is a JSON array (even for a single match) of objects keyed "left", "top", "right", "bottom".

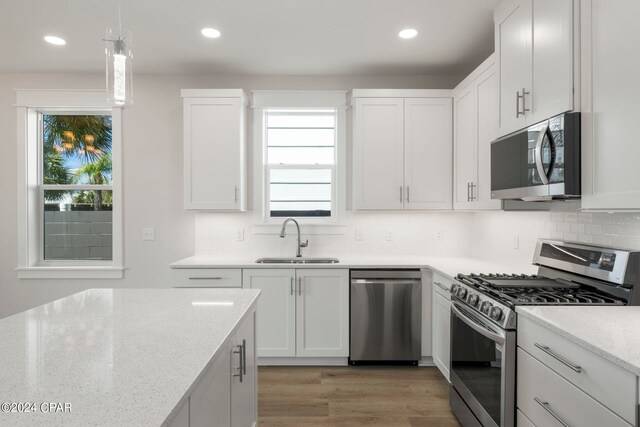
[
  {"left": 44, "top": 35, "right": 66, "bottom": 46},
  {"left": 201, "top": 28, "right": 221, "bottom": 39},
  {"left": 399, "top": 29, "right": 418, "bottom": 39}
]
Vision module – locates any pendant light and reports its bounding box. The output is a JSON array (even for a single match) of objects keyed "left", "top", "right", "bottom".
[{"left": 105, "top": 6, "right": 133, "bottom": 106}]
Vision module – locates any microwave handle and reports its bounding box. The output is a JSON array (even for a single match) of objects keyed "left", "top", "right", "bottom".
[{"left": 534, "top": 122, "right": 550, "bottom": 185}]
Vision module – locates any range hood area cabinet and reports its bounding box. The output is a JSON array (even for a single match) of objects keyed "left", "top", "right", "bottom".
[
  {"left": 581, "top": 0, "right": 640, "bottom": 210},
  {"left": 352, "top": 90, "right": 453, "bottom": 211},
  {"left": 453, "top": 54, "right": 502, "bottom": 211},
  {"left": 495, "top": 0, "right": 577, "bottom": 138},
  {"left": 181, "top": 89, "right": 248, "bottom": 211}
]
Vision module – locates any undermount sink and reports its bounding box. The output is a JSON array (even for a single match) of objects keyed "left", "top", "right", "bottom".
[{"left": 255, "top": 257, "right": 340, "bottom": 264}]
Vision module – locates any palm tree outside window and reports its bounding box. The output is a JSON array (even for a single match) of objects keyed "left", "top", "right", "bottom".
[{"left": 41, "top": 114, "right": 114, "bottom": 261}]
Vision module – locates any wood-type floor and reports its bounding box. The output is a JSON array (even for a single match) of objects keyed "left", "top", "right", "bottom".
[{"left": 257, "top": 366, "right": 462, "bottom": 427}]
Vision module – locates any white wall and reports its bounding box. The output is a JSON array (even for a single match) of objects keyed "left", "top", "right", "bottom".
[{"left": 0, "top": 72, "right": 463, "bottom": 318}]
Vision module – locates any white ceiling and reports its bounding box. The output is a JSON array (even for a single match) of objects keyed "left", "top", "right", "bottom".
[{"left": 1, "top": 0, "right": 500, "bottom": 76}]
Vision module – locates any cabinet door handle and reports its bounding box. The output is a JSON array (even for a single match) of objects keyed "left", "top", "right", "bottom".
[
  {"left": 232, "top": 344, "right": 244, "bottom": 382},
  {"left": 298, "top": 277, "right": 303, "bottom": 295},
  {"left": 534, "top": 343, "right": 582, "bottom": 373},
  {"left": 399, "top": 186, "right": 403, "bottom": 203},
  {"left": 534, "top": 397, "right": 569, "bottom": 427},
  {"left": 516, "top": 90, "right": 522, "bottom": 117},
  {"left": 522, "top": 87, "right": 530, "bottom": 113},
  {"left": 234, "top": 185, "right": 239, "bottom": 203},
  {"left": 189, "top": 277, "right": 223, "bottom": 280},
  {"left": 470, "top": 182, "right": 476, "bottom": 201},
  {"left": 467, "top": 182, "right": 471, "bottom": 202},
  {"left": 406, "top": 186, "right": 410, "bottom": 203},
  {"left": 290, "top": 277, "right": 294, "bottom": 295},
  {"left": 242, "top": 339, "right": 247, "bottom": 375}
]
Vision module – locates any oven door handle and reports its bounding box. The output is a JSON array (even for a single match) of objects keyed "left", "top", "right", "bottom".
[{"left": 451, "top": 303, "right": 506, "bottom": 345}]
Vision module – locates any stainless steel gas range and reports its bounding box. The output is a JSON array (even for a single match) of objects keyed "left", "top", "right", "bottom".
[{"left": 449, "top": 239, "right": 640, "bottom": 427}]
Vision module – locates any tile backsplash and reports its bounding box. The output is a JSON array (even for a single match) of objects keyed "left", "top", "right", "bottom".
[{"left": 471, "top": 205, "right": 640, "bottom": 269}]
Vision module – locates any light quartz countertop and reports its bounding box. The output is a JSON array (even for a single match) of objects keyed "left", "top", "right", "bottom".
[
  {"left": 0, "top": 288, "right": 260, "bottom": 427},
  {"left": 517, "top": 306, "right": 640, "bottom": 376},
  {"left": 170, "top": 255, "right": 538, "bottom": 279}
]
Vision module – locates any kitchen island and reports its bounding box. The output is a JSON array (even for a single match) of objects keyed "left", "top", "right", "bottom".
[{"left": 0, "top": 288, "right": 259, "bottom": 427}]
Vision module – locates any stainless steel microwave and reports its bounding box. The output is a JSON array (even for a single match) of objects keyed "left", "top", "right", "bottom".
[{"left": 491, "top": 112, "right": 580, "bottom": 201}]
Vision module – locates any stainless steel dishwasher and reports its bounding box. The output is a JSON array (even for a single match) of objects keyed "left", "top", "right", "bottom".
[{"left": 349, "top": 269, "right": 422, "bottom": 364}]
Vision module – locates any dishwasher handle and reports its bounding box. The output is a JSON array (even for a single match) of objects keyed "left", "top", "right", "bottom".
[{"left": 351, "top": 279, "right": 421, "bottom": 286}]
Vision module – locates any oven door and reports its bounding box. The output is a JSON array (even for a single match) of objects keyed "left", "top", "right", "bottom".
[{"left": 450, "top": 302, "right": 515, "bottom": 427}]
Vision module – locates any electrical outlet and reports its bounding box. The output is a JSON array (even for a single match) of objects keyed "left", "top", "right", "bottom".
[
  {"left": 142, "top": 227, "right": 155, "bottom": 241},
  {"left": 236, "top": 228, "right": 244, "bottom": 241},
  {"left": 355, "top": 228, "right": 364, "bottom": 241},
  {"left": 386, "top": 231, "right": 393, "bottom": 241},
  {"left": 514, "top": 234, "right": 519, "bottom": 250},
  {"left": 435, "top": 228, "right": 444, "bottom": 241}
]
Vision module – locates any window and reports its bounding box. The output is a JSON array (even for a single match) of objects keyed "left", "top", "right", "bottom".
[
  {"left": 42, "top": 114, "right": 113, "bottom": 261},
  {"left": 16, "top": 90, "right": 123, "bottom": 279},
  {"left": 265, "top": 110, "right": 336, "bottom": 218},
  {"left": 253, "top": 91, "right": 347, "bottom": 228}
]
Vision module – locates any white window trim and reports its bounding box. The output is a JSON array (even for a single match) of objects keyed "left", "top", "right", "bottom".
[
  {"left": 252, "top": 91, "right": 347, "bottom": 235},
  {"left": 15, "top": 90, "right": 124, "bottom": 279}
]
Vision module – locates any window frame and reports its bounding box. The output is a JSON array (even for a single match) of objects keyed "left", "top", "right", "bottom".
[
  {"left": 16, "top": 90, "right": 124, "bottom": 279},
  {"left": 252, "top": 91, "right": 347, "bottom": 233},
  {"left": 263, "top": 108, "right": 338, "bottom": 224}
]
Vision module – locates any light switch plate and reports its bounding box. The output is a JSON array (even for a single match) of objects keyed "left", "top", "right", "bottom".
[
  {"left": 386, "top": 231, "right": 393, "bottom": 241},
  {"left": 236, "top": 228, "right": 245, "bottom": 241},
  {"left": 435, "top": 228, "right": 444, "bottom": 241},
  {"left": 142, "top": 227, "right": 155, "bottom": 241}
]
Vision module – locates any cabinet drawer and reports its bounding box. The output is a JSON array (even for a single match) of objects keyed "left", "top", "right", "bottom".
[
  {"left": 170, "top": 268, "right": 242, "bottom": 288},
  {"left": 432, "top": 271, "right": 454, "bottom": 293},
  {"left": 518, "top": 316, "right": 636, "bottom": 424},
  {"left": 517, "top": 348, "right": 632, "bottom": 427}
]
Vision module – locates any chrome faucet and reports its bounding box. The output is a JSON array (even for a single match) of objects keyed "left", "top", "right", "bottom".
[{"left": 280, "top": 218, "right": 308, "bottom": 258}]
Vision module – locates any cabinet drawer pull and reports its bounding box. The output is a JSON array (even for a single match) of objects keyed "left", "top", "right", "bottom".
[
  {"left": 399, "top": 186, "right": 403, "bottom": 203},
  {"left": 298, "top": 277, "right": 303, "bottom": 296},
  {"left": 189, "top": 277, "right": 224, "bottom": 280},
  {"left": 406, "top": 186, "right": 410, "bottom": 203},
  {"left": 234, "top": 185, "right": 239, "bottom": 203},
  {"left": 534, "top": 343, "right": 582, "bottom": 373},
  {"left": 290, "top": 277, "right": 294, "bottom": 295},
  {"left": 534, "top": 397, "right": 569, "bottom": 427}
]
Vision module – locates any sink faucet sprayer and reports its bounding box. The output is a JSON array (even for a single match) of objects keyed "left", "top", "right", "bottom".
[{"left": 279, "top": 218, "right": 308, "bottom": 258}]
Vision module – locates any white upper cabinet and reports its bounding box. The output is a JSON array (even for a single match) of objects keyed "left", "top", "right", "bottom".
[
  {"left": 181, "top": 89, "right": 247, "bottom": 211},
  {"left": 353, "top": 97, "right": 404, "bottom": 210},
  {"left": 495, "top": 0, "right": 575, "bottom": 137},
  {"left": 453, "top": 55, "right": 502, "bottom": 210},
  {"left": 404, "top": 98, "right": 453, "bottom": 210},
  {"left": 352, "top": 90, "right": 453, "bottom": 211},
  {"left": 581, "top": 0, "right": 640, "bottom": 210}
]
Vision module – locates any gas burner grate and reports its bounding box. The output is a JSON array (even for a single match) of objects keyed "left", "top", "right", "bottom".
[{"left": 456, "top": 273, "right": 625, "bottom": 306}]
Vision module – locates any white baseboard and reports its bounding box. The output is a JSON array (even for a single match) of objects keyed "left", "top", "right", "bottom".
[
  {"left": 419, "top": 356, "right": 435, "bottom": 367},
  {"left": 258, "top": 357, "right": 349, "bottom": 366}
]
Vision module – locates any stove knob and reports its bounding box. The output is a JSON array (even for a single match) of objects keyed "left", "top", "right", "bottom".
[
  {"left": 490, "top": 306, "right": 503, "bottom": 321},
  {"left": 480, "top": 301, "right": 493, "bottom": 314},
  {"left": 467, "top": 294, "right": 479, "bottom": 307},
  {"left": 456, "top": 287, "right": 467, "bottom": 299},
  {"left": 450, "top": 284, "right": 458, "bottom": 295}
]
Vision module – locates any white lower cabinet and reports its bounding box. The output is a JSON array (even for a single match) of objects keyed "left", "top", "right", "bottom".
[
  {"left": 177, "top": 310, "right": 256, "bottom": 427},
  {"left": 243, "top": 268, "right": 349, "bottom": 359},
  {"left": 517, "top": 316, "right": 637, "bottom": 427},
  {"left": 431, "top": 272, "right": 452, "bottom": 381}
]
